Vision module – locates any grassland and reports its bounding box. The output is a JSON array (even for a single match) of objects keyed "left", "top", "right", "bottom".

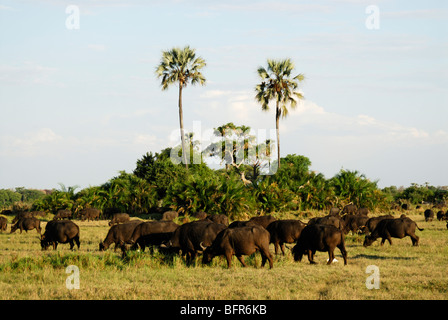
[{"left": 0, "top": 210, "right": 447, "bottom": 300}]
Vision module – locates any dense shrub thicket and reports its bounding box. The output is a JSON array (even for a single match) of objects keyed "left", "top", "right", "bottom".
[{"left": 2, "top": 150, "right": 446, "bottom": 220}]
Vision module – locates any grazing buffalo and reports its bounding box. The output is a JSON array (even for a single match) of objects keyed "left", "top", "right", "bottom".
[
  {"left": 162, "top": 210, "right": 178, "bottom": 221},
  {"left": 79, "top": 208, "right": 101, "bottom": 221},
  {"left": 108, "top": 213, "right": 130, "bottom": 226},
  {"left": 436, "top": 211, "right": 446, "bottom": 221},
  {"left": 163, "top": 220, "right": 227, "bottom": 265},
  {"left": 0, "top": 216, "right": 7, "bottom": 232},
  {"left": 128, "top": 220, "right": 179, "bottom": 251},
  {"left": 341, "top": 214, "right": 369, "bottom": 234},
  {"left": 41, "top": 220, "right": 80, "bottom": 250},
  {"left": 202, "top": 225, "right": 273, "bottom": 269},
  {"left": 362, "top": 215, "right": 394, "bottom": 234},
  {"left": 292, "top": 224, "right": 347, "bottom": 265},
  {"left": 424, "top": 209, "right": 434, "bottom": 222},
  {"left": 10, "top": 217, "right": 41, "bottom": 234},
  {"left": 53, "top": 209, "right": 72, "bottom": 220},
  {"left": 99, "top": 220, "right": 143, "bottom": 251},
  {"left": 266, "top": 219, "right": 306, "bottom": 255},
  {"left": 308, "top": 216, "right": 344, "bottom": 231},
  {"left": 363, "top": 217, "right": 424, "bottom": 247}
]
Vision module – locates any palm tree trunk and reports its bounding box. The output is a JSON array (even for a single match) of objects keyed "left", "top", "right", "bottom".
[
  {"left": 178, "top": 84, "right": 189, "bottom": 170},
  {"left": 276, "top": 101, "right": 281, "bottom": 169}
]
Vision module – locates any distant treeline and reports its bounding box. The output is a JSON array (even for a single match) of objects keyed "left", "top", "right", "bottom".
[{"left": 1, "top": 150, "right": 447, "bottom": 220}]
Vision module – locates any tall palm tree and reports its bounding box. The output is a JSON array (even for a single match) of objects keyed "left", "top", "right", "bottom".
[
  {"left": 255, "top": 58, "right": 305, "bottom": 169},
  {"left": 155, "top": 45, "right": 206, "bottom": 170}
]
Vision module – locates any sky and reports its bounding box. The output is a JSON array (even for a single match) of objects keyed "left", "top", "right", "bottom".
[{"left": 0, "top": 0, "right": 447, "bottom": 190}]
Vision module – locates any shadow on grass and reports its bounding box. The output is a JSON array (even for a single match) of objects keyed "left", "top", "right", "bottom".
[{"left": 351, "top": 253, "right": 417, "bottom": 261}]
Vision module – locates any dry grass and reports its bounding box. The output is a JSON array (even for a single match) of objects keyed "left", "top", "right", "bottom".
[{"left": 0, "top": 212, "right": 447, "bottom": 300}]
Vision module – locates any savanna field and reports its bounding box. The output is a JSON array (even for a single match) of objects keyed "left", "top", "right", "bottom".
[{"left": 0, "top": 209, "right": 447, "bottom": 300}]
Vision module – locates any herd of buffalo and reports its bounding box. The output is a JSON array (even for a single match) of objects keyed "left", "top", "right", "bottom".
[{"left": 1, "top": 204, "right": 447, "bottom": 268}]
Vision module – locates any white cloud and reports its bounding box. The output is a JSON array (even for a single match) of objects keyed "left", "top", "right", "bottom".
[
  {"left": 87, "top": 44, "right": 107, "bottom": 52},
  {"left": 0, "top": 62, "right": 61, "bottom": 87}
]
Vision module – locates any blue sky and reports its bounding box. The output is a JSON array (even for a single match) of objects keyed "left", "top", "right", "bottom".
[{"left": 0, "top": 0, "right": 447, "bottom": 190}]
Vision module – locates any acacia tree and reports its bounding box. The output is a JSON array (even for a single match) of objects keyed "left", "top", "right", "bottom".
[
  {"left": 155, "top": 45, "right": 206, "bottom": 170},
  {"left": 255, "top": 59, "right": 305, "bottom": 169}
]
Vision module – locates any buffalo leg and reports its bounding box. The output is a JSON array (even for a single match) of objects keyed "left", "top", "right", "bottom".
[
  {"left": 236, "top": 255, "right": 247, "bottom": 267},
  {"left": 308, "top": 250, "right": 317, "bottom": 264},
  {"left": 410, "top": 234, "right": 419, "bottom": 246},
  {"left": 280, "top": 243, "right": 286, "bottom": 255},
  {"left": 273, "top": 242, "right": 279, "bottom": 255},
  {"left": 338, "top": 244, "right": 348, "bottom": 265},
  {"left": 225, "top": 253, "right": 233, "bottom": 268}
]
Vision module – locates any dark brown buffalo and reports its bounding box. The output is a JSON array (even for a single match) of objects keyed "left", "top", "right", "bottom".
[
  {"left": 424, "top": 209, "right": 434, "bottom": 222},
  {"left": 0, "top": 216, "right": 7, "bottom": 232},
  {"left": 436, "top": 210, "right": 446, "bottom": 221},
  {"left": 308, "top": 216, "right": 344, "bottom": 231},
  {"left": 202, "top": 225, "right": 273, "bottom": 269},
  {"left": 108, "top": 213, "right": 130, "bottom": 226},
  {"left": 363, "top": 217, "right": 424, "bottom": 247},
  {"left": 362, "top": 215, "right": 394, "bottom": 234},
  {"left": 40, "top": 220, "right": 80, "bottom": 250},
  {"left": 53, "top": 209, "right": 72, "bottom": 220},
  {"left": 10, "top": 217, "right": 41, "bottom": 234},
  {"left": 129, "top": 220, "right": 180, "bottom": 251},
  {"left": 266, "top": 219, "right": 306, "bottom": 255},
  {"left": 341, "top": 214, "right": 369, "bottom": 234},
  {"left": 292, "top": 224, "right": 348, "bottom": 265},
  {"left": 163, "top": 220, "right": 227, "bottom": 265},
  {"left": 79, "top": 208, "right": 101, "bottom": 221},
  {"left": 99, "top": 220, "right": 143, "bottom": 251}
]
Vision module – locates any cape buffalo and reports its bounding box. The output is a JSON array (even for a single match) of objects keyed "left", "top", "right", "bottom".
[
  {"left": 308, "top": 216, "right": 344, "bottom": 231},
  {"left": 53, "top": 209, "right": 72, "bottom": 220},
  {"left": 362, "top": 215, "right": 394, "bottom": 234},
  {"left": 41, "top": 220, "right": 80, "bottom": 250},
  {"left": 292, "top": 224, "right": 347, "bottom": 265},
  {"left": 108, "top": 213, "right": 130, "bottom": 226},
  {"left": 163, "top": 220, "right": 227, "bottom": 265},
  {"left": 266, "top": 219, "right": 306, "bottom": 255},
  {"left": 202, "top": 225, "right": 273, "bottom": 269},
  {"left": 10, "top": 217, "right": 41, "bottom": 234},
  {"left": 79, "top": 208, "right": 101, "bottom": 221},
  {"left": 341, "top": 214, "right": 369, "bottom": 234},
  {"left": 99, "top": 220, "right": 143, "bottom": 251},
  {"left": 128, "top": 220, "right": 179, "bottom": 251},
  {"left": 363, "top": 217, "right": 424, "bottom": 247},
  {"left": 424, "top": 209, "right": 434, "bottom": 222}
]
